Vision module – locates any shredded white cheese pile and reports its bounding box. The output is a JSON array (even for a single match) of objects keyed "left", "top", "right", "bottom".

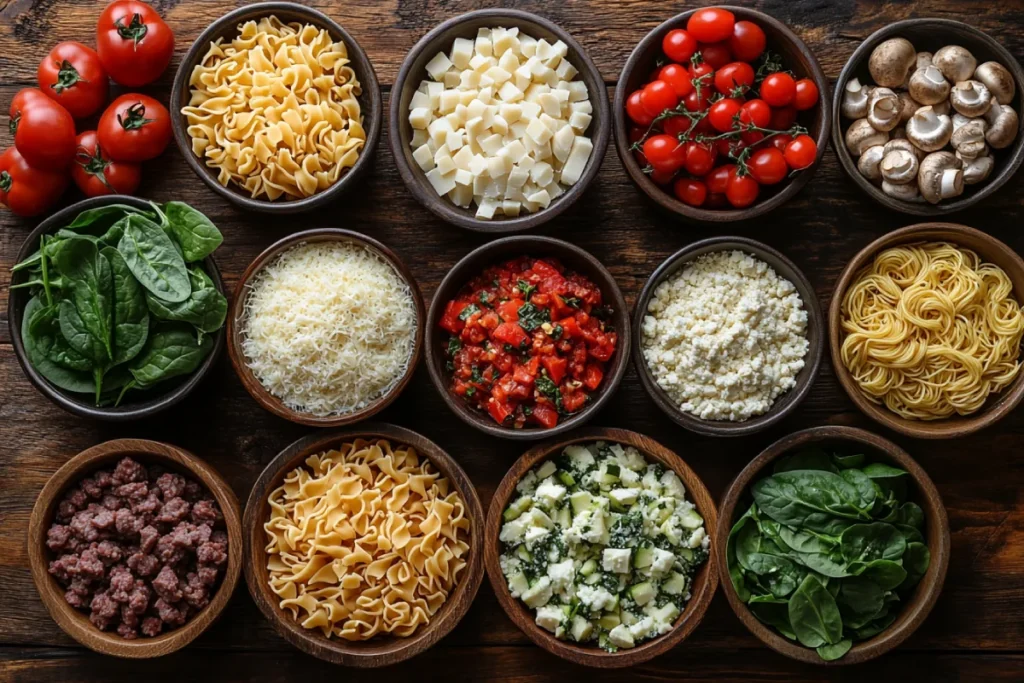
[{"left": 241, "top": 242, "right": 417, "bottom": 417}]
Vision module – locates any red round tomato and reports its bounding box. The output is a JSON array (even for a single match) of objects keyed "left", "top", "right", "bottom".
[
  {"left": 658, "top": 63, "right": 694, "bottom": 98},
  {"left": 708, "top": 98, "right": 743, "bottom": 132},
  {"left": 748, "top": 147, "right": 788, "bottom": 185},
  {"left": 626, "top": 89, "right": 655, "bottom": 126},
  {"left": 761, "top": 72, "right": 797, "bottom": 107},
  {"left": 663, "top": 29, "right": 698, "bottom": 63},
  {"left": 726, "top": 168, "right": 760, "bottom": 208},
  {"left": 739, "top": 99, "right": 772, "bottom": 129},
  {"left": 684, "top": 87, "right": 713, "bottom": 113},
  {"left": 707, "top": 164, "right": 735, "bottom": 194},
  {"left": 9, "top": 88, "right": 76, "bottom": 171},
  {"left": 784, "top": 134, "right": 818, "bottom": 170},
  {"left": 729, "top": 20, "right": 767, "bottom": 62},
  {"left": 673, "top": 177, "right": 707, "bottom": 207},
  {"left": 689, "top": 61, "right": 715, "bottom": 89},
  {"left": 96, "top": 0, "right": 175, "bottom": 87},
  {"left": 73, "top": 130, "right": 142, "bottom": 197},
  {"left": 687, "top": 8, "right": 736, "bottom": 43},
  {"left": 701, "top": 42, "right": 733, "bottom": 69},
  {"left": 37, "top": 42, "right": 108, "bottom": 119},
  {"left": 643, "top": 134, "right": 686, "bottom": 173},
  {"left": 769, "top": 105, "right": 798, "bottom": 131},
  {"left": 714, "top": 62, "right": 755, "bottom": 96},
  {"left": 663, "top": 115, "right": 693, "bottom": 139},
  {"left": 0, "top": 146, "right": 68, "bottom": 217},
  {"left": 649, "top": 167, "right": 677, "bottom": 185},
  {"left": 640, "top": 80, "right": 679, "bottom": 117},
  {"left": 706, "top": 192, "right": 728, "bottom": 209},
  {"left": 793, "top": 78, "right": 820, "bottom": 111},
  {"left": 769, "top": 133, "right": 794, "bottom": 152},
  {"left": 741, "top": 130, "right": 765, "bottom": 146},
  {"left": 683, "top": 142, "right": 716, "bottom": 176},
  {"left": 98, "top": 94, "right": 172, "bottom": 162}
]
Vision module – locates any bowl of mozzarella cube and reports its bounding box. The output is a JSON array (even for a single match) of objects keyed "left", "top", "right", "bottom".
[
  {"left": 484, "top": 430, "right": 719, "bottom": 667},
  {"left": 389, "top": 9, "right": 610, "bottom": 232}
]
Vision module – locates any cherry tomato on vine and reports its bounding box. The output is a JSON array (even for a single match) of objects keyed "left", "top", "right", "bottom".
[
  {"left": 701, "top": 42, "right": 733, "bottom": 69},
  {"left": 98, "top": 94, "right": 172, "bottom": 162},
  {"left": 761, "top": 72, "right": 797, "bottom": 107},
  {"left": 729, "top": 20, "right": 767, "bottom": 62},
  {"left": 769, "top": 133, "right": 794, "bottom": 153},
  {"left": 663, "top": 115, "right": 693, "bottom": 139},
  {"left": 739, "top": 99, "right": 772, "bottom": 129},
  {"left": 630, "top": 127, "right": 649, "bottom": 167},
  {"left": 73, "top": 130, "right": 142, "bottom": 197},
  {"left": 9, "top": 88, "right": 76, "bottom": 171},
  {"left": 649, "top": 167, "right": 677, "bottom": 185},
  {"left": 706, "top": 192, "right": 729, "bottom": 208},
  {"left": 37, "top": 42, "right": 108, "bottom": 119},
  {"left": 707, "top": 164, "right": 735, "bottom": 194},
  {"left": 714, "top": 62, "right": 755, "bottom": 96},
  {"left": 658, "top": 63, "right": 694, "bottom": 98},
  {"left": 626, "top": 89, "right": 655, "bottom": 126},
  {"left": 784, "top": 134, "right": 818, "bottom": 169},
  {"left": 662, "top": 28, "right": 698, "bottom": 63},
  {"left": 688, "top": 61, "right": 715, "bottom": 89},
  {"left": 793, "top": 78, "right": 820, "bottom": 111},
  {"left": 0, "top": 146, "right": 68, "bottom": 217},
  {"left": 96, "top": 0, "right": 175, "bottom": 87},
  {"left": 768, "top": 105, "right": 797, "bottom": 131},
  {"left": 640, "top": 80, "right": 679, "bottom": 117},
  {"left": 683, "top": 142, "right": 716, "bottom": 176},
  {"left": 643, "top": 134, "right": 686, "bottom": 173},
  {"left": 748, "top": 147, "right": 788, "bottom": 185},
  {"left": 686, "top": 8, "right": 736, "bottom": 43},
  {"left": 726, "top": 168, "right": 760, "bottom": 208},
  {"left": 684, "top": 87, "right": 713, "bottom": 113},
  {"left": 673, "top": 177, "right": 707, "bottom": 206},
  {"left": 741, "top": 130, "right": 765, "bottom": 146},
  {"left": 708, "top": 98, "right": 743, "bottom": 132}
]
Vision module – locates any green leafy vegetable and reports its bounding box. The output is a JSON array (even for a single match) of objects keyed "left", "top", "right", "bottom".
[
  {"left": 21, "top": 296, "right": 95, "bottom": 394},
  {"left": 103, "top": 247, "right": 149, "bottom": 365},
  {"left": 517, "top": 302, "right": 550, "bottom": 332},
  {"left": 117, "top": 214, "right": 191, "bottom": 303},
  {"left": 458, "top": 303, "right": 480, "bottom": 321},
  {"left": 145, "top": 266, "right": 227, "bottom": 335},
  {"left": 129, "top": 326, "right": 214, "bottom": 387},
  {"left": 163, "top": 201, "right": 224, "bottom": 262},
  {"left": 788, "top": 574, "right": 843, "bottom": 648}
]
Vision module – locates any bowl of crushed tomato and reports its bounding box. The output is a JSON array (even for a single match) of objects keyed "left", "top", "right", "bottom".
[{"left": 426, "top": 236, "right": 630, "bottom": 439}]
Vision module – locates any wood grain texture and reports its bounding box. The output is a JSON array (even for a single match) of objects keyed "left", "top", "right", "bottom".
[{"left": 0, "top": 0, "right": 1023, "bottom": 680}]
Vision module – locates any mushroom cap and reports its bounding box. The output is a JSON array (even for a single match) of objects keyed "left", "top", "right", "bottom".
[
  {"left": 984, "top": 103, "right": 1020, "bottom": 149},
  {"left": 845, "top": 118, "right": 890, "bottom": 155},
  {"left": 857, "top": 145, "right": 886, "bottom": 182},
  {"left": 869, "top": 38, "right": 918, "bottom": 88},
  {"left": 933, "top": 45, "right": 978, "bottom": 84},
  {"left": 931, "top": 100, "right": 952, "bottom": 116},
  {"left": 950, "top": 80, "right": 994, "bottom": 118},
  {"left": 961, "top": 154, "right": 995, "bottom": 184},
  {"left": 974, "top": 61, "right": 1016, "bottom": 105},
  {"left": 905, "top": 106, "right": 954, "bottom": 152},
  {"left": 908, "top": 65, "right": 951, "bottom": 105},
  {"left": 880, "top": 148, "right": 919, "bottom": 184},
  {"left": 841, "top": 78, "right": 872, "bottom": 119},
  {"left": 897, "top": 92, "right": 920, "bottom": 122},
  {"left": 884, "top": 137, "right": 924, "bottom": 160},
  {"left": 951, "top": 119, "right": 989, "bottom": 159},
  {"left": 882, "top": 179, "right": 923, "bottom": 202},
  {"left": 867, "top": 87, "right": 902, "bottom": 132},
  {"left": 918, "top": 151, "right": 964, "bottom": 203}
]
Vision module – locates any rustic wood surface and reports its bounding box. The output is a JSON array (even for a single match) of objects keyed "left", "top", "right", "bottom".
[{"left": 1, "top": 0, "right": 1023, "bottom": 681}]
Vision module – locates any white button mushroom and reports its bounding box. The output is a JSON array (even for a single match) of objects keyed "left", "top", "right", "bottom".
[
  {"left": 931, "top": 100, "right": 952, "bottom": 116},
  {"left": 908, "top": 65, "right": 951, "bottom": 105},
  {"left": 896, "top": 92, "right": 920, "bottom": 123},
  {"left": 857, "top": 145, "right": 886, "bottom": 182},
  {"left": 905, "top": 106, "right": 953, "bottom": 152},
  {"left": 845, "top": 118, "right": 890, "bottom": 155},
  {"left": 915, "top": 52, "right": 934, "bottom": 71},
  {"left": 932, "top": 45, "right": 977, "bottom": 84},
  {"left": 974, "top": 61, "right": 1016, "bottom": 105},
  {"left": 950, "top": 80, "right": 994, "bottom": 118},
  {"left": 983, "top": 103, "right": 1019, "bottom": 149},
  {"left": 950, "top": 119, "right": 988, "bottom": 159},
  {"left": 867, "top": 87, "right": 902, "bottom": 131},
  {"left": 884, "top": 137, "right": 924, "bottom": 160},
  {"left": 869, "top": 38, "right": 918, "bottom": 88},
  {"left": 880, "top": 148, "right": 919, "bottom": 184},
  {"left": 841, "top": 78, "right": 872, "bottom": 119},
  {"left": 882, "top": 179, "right": 923, "bottom": 202},
  {"left": 960, "top": 154, "right": 995, "bottom": 184},
  {"left": 918, "top": 151, "right": 964, "bottom": 203}
]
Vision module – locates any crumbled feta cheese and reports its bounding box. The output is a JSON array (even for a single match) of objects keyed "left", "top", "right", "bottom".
[
  {"left": 602, "top": 548, "right": 632, "bottom": 574},
  {"left": 576, "top": 585, "right": 615, "bottom": 612},
  {"left": 547, "top": 559, "right": 574, "bottom": 590},
  {"left": 660, "top": 471, "right": 686, "bottom": 500},
  {"left": 629, "top": 616, "right": 654, "bottom": 640},
  {"left": 524, "top": 525, "right": 550, "bottom": 544},
  {"left": 535, "top": 604, "right": 564, "bottom": 633},
  {"left": 522, "top": 577, "right": 553, "bottom": 608},
  {"left": 535, "top": 480, "right": 567, "bottom": 507},
  {"left": 499, "top": 519, "right": 526, "bottom": 544},
  {"left": 608, "top": 624, "right": 635, "bottom": 649},
  {"left": 649, "top": 548, "right": 675, "bottom": 575},
  {"left": 608, "top": 488, "right": 638, "bottom": 506},
  {"left": 687, "top": 527, "right": 707, "bottom": 549}
]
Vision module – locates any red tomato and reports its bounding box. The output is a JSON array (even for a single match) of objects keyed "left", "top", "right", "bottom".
[
  {"left": 640, "top": 80, "right": 679, "bottom": 117},
  {"left": 739, "top": 99, "right": 772, "bottom": 129},
  {"left": 684, "top": 87, "right": 713, "bottom": 113},
  {"left": 689, "top": 61, "right": 715, "bottom": 88},
  {"left": 769, "top": 105, "right": 798, "bottom": 131},
  {"left": 658, "top": 63, "right": 694, "bottom": 98},
  {"left": 700, "top": 42, "right": 733, "bottom": 69},
  {"left": 793, "top": 78, "right": 820, "bottom": 111},
  {"left": 649, "top": 167, "right": 677, "bottom": 185},
  {"left": 9, "top": 89, "right": 76, "bottom": 171},
  {"left": 769, "top": 133, "right": 794, "bottom": 152},
  {"left": 730, "top": 20, "right": 767, "bottom": 62},
  {"left": 96, "top": 1, "right": 175, "bottom": 87},
  {"left": 0, "top": 146, "right": 68, "bottom": 217},
  {"left": 97, "top": 94, "right": 172, "bottom": 162},
  {"left": 683, "top": 142, "right": 716, "bottom": 176},
  {"left": 687, "top": 8, "right": 736, "bottom": 43},
  {"left": 761, "top": 72, "right": 797, "bottom": 107},
  {"left": 748, "top": 147, "right": 788, "bottom": 185},
  {"left": 741, "top": 130, "right": 765, "bottom": 146},
  {"left": 626, "top": 89, "right": 655, "bottom": 126},
  {"left": 37, "top": 42, "right": 108, "bottom": 119},
  {"left": 726, "top": 168, "right": 760, "bottom": 208},
  {"left": 663, "top": 28, "right": 698, "bottom": 63},
  {"left": 784, "top": 134, "right": 818, "bottom": 169},
  {"left": 643, "top": 134, "right": 685, "bottom": 172},
  {"left": 706, "top": 192, "right": 728, "bottom": 209},
  {"left": 708, "top": 98, "right": 743, "bottom": 132},
  {"left": 663, "top": 115, "right": 693, "bottom": 139},
  {"left": 72, "top": 130, "right": 142, "bottom": 197},
  {"left": 714, "top": 61, "right": 755, "bottom": 96},
  {"left": 707, "top": 164, "right": 735, "bottom": 194},
  {"left": 673, "top": 177, "right": 707, "bottom": 207}
]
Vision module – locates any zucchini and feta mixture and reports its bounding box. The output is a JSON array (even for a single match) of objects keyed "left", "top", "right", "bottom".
[{"left": 499, "top": 441, "right": 709, "bottom": 651}]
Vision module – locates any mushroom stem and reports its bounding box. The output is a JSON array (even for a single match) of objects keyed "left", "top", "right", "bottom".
[{"left": 939, "top": 168, "right": 962, "bottom": 198}]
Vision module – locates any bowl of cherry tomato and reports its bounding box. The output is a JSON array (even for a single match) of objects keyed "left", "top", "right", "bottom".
[
  {"left": 425, "top": 236, "right": 630, "bottom": 440},
  {"left": 613, "top": 6, "right": 831, "bottom": 222}
]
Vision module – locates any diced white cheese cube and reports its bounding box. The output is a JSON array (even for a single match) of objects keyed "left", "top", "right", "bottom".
[
  {"left": 448, "top": 182, "right": 473, "bottom": 208},
  {"left": 412, "top": 144, "right": 435, "bottom": 171},
  {"left": 410, "top": 90, "right": 431, "bottom": 111},
  {"left": 474, "top": 32, "right": 493, "bottom": 57},
  {"left": 501, "top": 199, "right": 521, "bottom": 217},
  {"left": 526, "top": 188, "right": 551, "bottom": 209},
  {"left": 485, "top": 66, "right": 512, "bottom": 86},
  {"left": 558, "top": 135, "right": 592, "bottom": 186},
  {"left": 608, "top": 488, "right": 638, "bottom": 506},
  {"left": 438, "top": 88, "right": 460, "bottom": 113},
  {"left": 479, "top": 133, "right": 505, "bottom": 156},
  {"left": 469, "top": 153, "right": 488, "bottom": 176},
  {"left": 507, "top": 165, "right": 530, "bottom": 189},
  {"left": 602, "top": 548, "right": 632, "bottom": 573},
  {"left": 409, "top": 107, "right": 431, "bottom": 130},
  {"left": 567, "top": 80, "right": 589, "bottom": 102},
  {"left": 570, "top": 99, "right": 593, "bottom": 114},
  {"left": 534, "top": 604, "right": 563, "bottom": 633},
  {"left": 569, "top": 111, "right": 592, "bottom": 133},
  {"left": 446, "top": 128, "right": 464, "bottom": 151},
  {"left": 491, "top": 114, "right": 509, "bottom": 136},
  {"left": 547, "top": 559, "right": 574, "bottom": 590},
  {"left": 525, "top": 118, "right": 553, "bottom": 145},
  {"left": 521, "top": 576, "right": 552, "bottom": 608},
  {"left": 535, "top": 480, "right": 567, "bottom": 507},
  {"left": 425, "top": 52, "right": 453, "bottom": 81},
  {"left": 476, "top": 196, "right": 499, "bottom": 219},
  {"left": 661, "top": 471, "right": 687, "bottom": 500},
  {"left": 458, "top": 89, "right": 480, "bottom": 106},
  {"left": 538, "top": 92, "right": 561, "bottom": 117},
  {"left": 486, "top": 154, "right": 510, "bottom": 178},
  {"left": 530, "top": 161, "right": 554, "bottom": 186},
  {"left": 524, "top": 525, "right": 550, "bottom": 544},
  {"left": 459, "top": 69, "right": 481, "bottom": 89},
  {"left": 450, "top": 37, "right": 474, "bottom": 69},
  {"left": 498, "top": 518, "right": 526, "bottom": 543},
  {"left": 552, "top": 124, "right": 575, "bottom": 163},
  {"left": 687, "top": 527, "right": 707, "bottom": 549},
  {"left": 650, "top": 548, "right": 675, "bottom": 575},
  {"left": 519, "top": 34, "right": 538, "bottom": 57},
  {"left": 411, "top": 127, "right": 429, "bottom": 147},
  {"left": 478, "top": 85, "right": 494, "bottom": 105},
  {"left": 469, "top": 53, "right": 492, "bottom": 71},
  {"left": 498, "top": 49, "right": 519, "bottom": 74},
  {"left": 500, "top": 102, "right": 523, "bottom": 123},
  {"left": 498, "top": 80, "right": 523, "bottom": 103},
  {"left": 555, "top": 59, "right": 578, "bottom": 80},
  {"left": 436, "top": 153, "right": 456, "bottom": 176},
  {"left": 520, "top": 101, "right": 542, "bottom": 120},
  {"left": 576, "top": 585, "right": 614, "bottom": 612},
  {"left": 452, "top": 145, "right": 474, "bottom": 170},
  {"left": 608, "top": 624, "right": 635, "bottom": 649},
  {"left": 628, "top": 616, "right": 654, "bottom": 641},
  {"left": 454, "top": 168, "right": 473, "bottom": 186}
]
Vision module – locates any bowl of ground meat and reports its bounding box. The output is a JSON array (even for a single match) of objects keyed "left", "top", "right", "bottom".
[{"left": 28, "top": 439, "right": 242, "bottom": 658}]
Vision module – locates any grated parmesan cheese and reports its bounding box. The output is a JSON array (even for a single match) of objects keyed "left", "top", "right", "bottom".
[{"left": 241, "top": 242, "right": 417, "bottom": 417}]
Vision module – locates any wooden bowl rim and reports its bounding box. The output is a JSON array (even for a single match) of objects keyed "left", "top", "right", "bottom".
[
  {"left": 483, "top": 426, "right": 720, "bottom": 668},
  {"left": 714, "top": 425, "right": 951, "bottom": 665},
  {"left": 226, "top": 228, "right": 425, "bottom": 428},
  {"left": 387, "top": 7, "right": 610, "bottom": 234},
  {"left": 6, "top": 195, "right": 226, "bottom": 421},
  {"left": 27, "top": 438, "right": 243, "bottom": 658},
  {"left": 829, "top": 18, "right": 1024, "bottom": 216},
  {"left": 612, "top": 6, "right": 832, "bottom": 223},
  {"left": 241, "top": 423, "right": 485, "bottom": 667},
  {"left": 424, "top": 235, "right": 631, "bottom": 440},
  {"left": 631, "top": 236, "right": 824, "bottom": 436},
  {"left": 828, "top": 222, "right": 1024, "bottom": 438},
  {"left": 169, "top": 1, "right": 383, "bottom": 215}
]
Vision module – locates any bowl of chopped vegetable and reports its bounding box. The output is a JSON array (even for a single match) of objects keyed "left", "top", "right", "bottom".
[
  {"left": 425, "top": 235, "right": 629, "bottom": 440},
  {"left": 484, "top": 427, "right": 719, "bottom": 668},
  {"left": 715, "top": 425, "right": 950, "bottom": 665},
  {"left": 8, "top": 195, "right": 227, "bottom": 421}
]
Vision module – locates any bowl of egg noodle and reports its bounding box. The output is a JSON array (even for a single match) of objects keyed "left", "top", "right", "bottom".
[
  {"left": 170, "top": 2, "right": 382, "bottom": 213},
  {"left": 829, "top": 222, "right": 1024, "bottom": 439}
]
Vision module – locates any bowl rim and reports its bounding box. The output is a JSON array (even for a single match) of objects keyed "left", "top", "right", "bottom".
[
  {"left": 612, "top": 5, "right": 832, "bottom": 223},
  {"left": 828, "top": 222, "right": 1024, "bottom": 438},
  {"left": 829, "top": 17, "right": 1024, "bottom": 216},
  {"left": 483, "top": 426, "right": 720, "bottom": 668},
  {"left": 225, "top": 228, "right": 425, "bottom": 427},
  {"left": 424, "top": 235, "right": 631, "bottom": 440},
  {"left": 7, "top": 195, "right": 226, "bottom": 421},
  {"left": 169, "top": 1, "right": 383, "bottom": 214},
  {"left": 714, "top": 425, "right": 951, "bottom": 665},
  {"left": 241, "top": 423, "right": 485, "bottom": 667},
  {"left": 387, "top": 7, "right": 610, "bottom": 233},
  {"left": 631, "top": 236, "right": 824, "bottom": 436},
  {"left": 27, "top": 438, "right": 243, "bottom": 658}
]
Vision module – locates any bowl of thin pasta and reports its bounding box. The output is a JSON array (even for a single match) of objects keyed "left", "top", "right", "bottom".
[
  {"left": 242, "top": 424, "right": 485, "bottom": 667},
  {"left": 170, "top": 2, "right": 382, "bottom": 213},
  {"left": 829, "top": 222, "right": 1024, "bottom": 439}
]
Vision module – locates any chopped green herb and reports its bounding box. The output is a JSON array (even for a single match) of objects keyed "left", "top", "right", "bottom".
[
  {"left": 465, "top": 386, "right": 476, "bottom": 398},
  {"left": 470, "top": 366, "right": 483, "bottom": 383},
  {"left": 479, "top": 291, "right": 494, "bottom": 308},
  {"left": 550, "top": 324, "right": 564, "bottom": 340},
  {"left": 536, "top": 373, "right": 566, "bottom": 414},
  {"left": 564, "top": 296, "right": 581, "bottom": 309},
  {"left": 458, "top": 303, "right": 480, "bottom": 321},
  {"left": 517, "top": 302, "right": 550, "bottom": 332},
  {"left": 447, "top": 337, "right": 462, "bottom": 356},
  {"left": 517, "top": 279, "right": 537, "bottom": 300}
]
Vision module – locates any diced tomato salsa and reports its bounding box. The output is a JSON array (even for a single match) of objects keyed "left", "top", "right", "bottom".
[{"left": 440, "top": 256, "right": 617, "bottom": 429}]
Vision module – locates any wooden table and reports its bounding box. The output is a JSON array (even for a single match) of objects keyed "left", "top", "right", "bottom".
[{"left": 1, "top": 1, "right": 1023, "bottom": 680}]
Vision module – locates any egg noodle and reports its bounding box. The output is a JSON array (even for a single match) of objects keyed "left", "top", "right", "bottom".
[
  {"left": 264, "top": 439, "right": 470, "bottom": 641},
  {"left": 840, "top": 242, "right": 1024, "bottom": 420}
]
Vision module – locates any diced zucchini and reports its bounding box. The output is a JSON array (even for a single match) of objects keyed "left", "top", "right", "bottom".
[
  {"left": 619, "top": 607, "right": 638, "bottom": 626},
  {"left": 560, "top": 604, "right": 573, "bottom": 618},
  {"left": 536, "top": 461, "right": 557, "bottom": 480},
  {"left": 557, "top": 471, "right": 575, "bottom": 487},
  {"left": 661, "top": 571, "right": 687, "bottom": 596},
  {"left": 629, "top": 581, "right": 657, "bottom": 606},
  {"left": 516, "top": 546, "right": 532, "bottom": 562},
  {"left": 651, "top": 602, "right": 680, "bottom": 624},
  {"left": 605, "top": 462, "right": 621, "bottom": 477},
  {"left": 556, "top": 505, "right": 571, "bottom": 528},
  {"left": 507, "top": 571, "right": 530, "bottom": 596},
  {"left": 570, "top": 490, "right": 593, "bottom": 515},
  {"left": 584, "top": 572, "right": 602, "bottom": 585},
  {"left": 503, "top": 496, "right": 533, "bottom": 522},
  {"left": 633, "top": 547, "right": 654, "bottom": 569},
  {"left": 609, "top": 498, "right": 628, "bottom": 513},
  {"left": 679, "top": 507, "right": 704, "bottom": 530},
  {"left": 597, "top": 613, "right": 620, "bottom": 630},
  {"left": 678, "top": 548, "right": 694, "bottom": 562},
  {"left": 605, "top": 593, "right": 619, "bottom": 611},
  {"left": 580, "top": 559, "right": 598, "bottom": 576},
  {"left": 570, "top": 615, "right": 593, "bottom": 642}
]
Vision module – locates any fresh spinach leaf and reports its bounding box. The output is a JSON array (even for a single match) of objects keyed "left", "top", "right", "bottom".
[
  {"left": 851, "top": 612, "right": 896, "bottom": 640},
  {"left": 851, "top": 560, "right": 907, "bottom": 591},
  {"left": 21, "top": 296, "right": 96, "bottom": 394},
  {"left": 53, "top": 238, "right": 115, "bottom": 363},
  {"left": 458, "top": 303, "right": 480, "bottom": 321},
  {"left": 102, "top": 247, "right": 149, "bottom": 365},
  {"left": 745, "top": 552, "right": 804, "bottom": 598},
  {"left": 777, "top": 525, "right": 835, "bottom": 555},
  {"left": 816, "top": 639, "right": 852, "bottom": 661},
  {"left": 163, "top": 201, "right": 224, "bottom": 262},
  {"left": 129, "top": 325, "right": 213, "bottom": 387},
  {"left": 839, "top": 468, "right": 878, "bottom": 510},
  {"left": 840, "top": 523, "right": 907, "bottom": 565},
  {"left": 899, "top": 542, "right": 930, "bottom": 590},
  {"left": 897, "top": 502, "right": 924, "bottom": 529},
  {"left": 836, "top": 576, "right": 885, "bottom": 628},
  {"left": 773, "top": 448, "right": 837, "bottom": 474},
  {"left": 726, "top": 505, "right": 756, "bottom": 602},
  {"left": 118, "top": 214, "right": 191, "bottom": 303},
  {"left": 833, "top": 453, "right": 866, "bottom": 469},
  {"left": 894, "top": 523, "right": 924, "bottom": 545},
  {"left": 752, "top": 470, "right": 872, "bottom": 533},
  {"left": 145, "top": 266, "right": 226, "bottom": 334},
  {"left": 517, "top": 279, "right": 536, "bottom": 300},
  {"left": 748, "top": 595, "right": 796, "bottom": 640},
  {"left": 63, "top": 203, "right": 149, "bottom": 234},
  {"left": 517, "top": 302, "right": 550, "bottom": 331},
  {"left": 787, "top": 574, "right": 843, "bottom": 649}
]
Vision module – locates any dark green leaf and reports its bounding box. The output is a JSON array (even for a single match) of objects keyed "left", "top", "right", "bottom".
[
  {"left": 727, "top": 505, "right": 756, "bottom": 602},
  {"left": 102, "top": 247, "right": 149, "bottom": 365},
  {"left": 840, "top": 468, "right": 878, "bottom": 510},
  {"left": 851, "top": 612, "right": 896, "bottom": 640},
  {"left": 52, "top": 238, "right": 114, "bottom": 363},
  {"left": 129, "top": 325, "right": 213, "bottom": 387},
  {"left": 63, "top": 203, "right": 150, "bottom": 234},
  {"left": 21, "top": 296, "right": 95, "bottom": 394},
  {"left": 840, "top": 523, "right": 907, "bottom": 565},
  {"left": 748, "top": 594, "right": 796, "bottom": 640},
  {"left": 899, "top": 542, "right": 930, "bottom": 591},
  {"left": 145, "top": 266, "right": 226, "bottom": 334},
  {"left": 835, "top": 576, "right": 885, "bottom": 628},
  {"left": 751, "top": 470, "right": 873, "bottom": 534},
  {"left": 773, "top": 448, "right": 837, "bottom": 474},
  {"left": 517, "top": 302, "right": 550, "bottom": 332},
  {"left": 163, "top": 201, "right": 223, "bottom": 262},
  {"left": 833, "top": 453, "right": 866, "bottom": 469},
  {"left": 897, "top": 502, "right": 924, "bottom": 529},
  {"left": 517, "top": 279, "right": 536, "bottom": 300},
  {"left": 816, "top": 639, "right": 852, "bottom": 661},
  {"left": 458, "top": 303, "right": 480, "bottom": 321},
  {"left": 787, "top": 574, "right": 843, "bottom": 649},
  {"left": 852, "top": 560, "right": 907, "bottom": 591},
  {"left": 118, "top": 214, "right": 191, "bottom": 302}
]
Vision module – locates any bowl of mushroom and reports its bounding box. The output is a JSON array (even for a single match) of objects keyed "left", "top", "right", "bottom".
[{"left": 832, "top": 19, "right": 1023, "bottom": 214}]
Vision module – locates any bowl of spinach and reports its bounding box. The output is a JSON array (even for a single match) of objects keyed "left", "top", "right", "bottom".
[
  {"left": 716, "top": 425, "right": 950, "bottom": 665},
  {"left": 7, "top": 196, "right": 228, "bottom": 420}
]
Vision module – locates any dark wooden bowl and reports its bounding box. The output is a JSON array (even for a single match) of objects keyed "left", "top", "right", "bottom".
[
  {"left": 242, "top": 423, "right": 485, "bottom": 667},
  {"left": 7, "top": 195, "right": 226, "bottom": 421},
  {"left": 831, "top": 19, "right": 1024, "bottom": 216},
  {"left": 27, "top": 439, "right": 243, "bottom": 658},
  {"left": 424, "top": 236, "right": 630, "bottom": 440},
  {"left": 226, "top": 228, "right": 424, "bottom": 427},
  {"left": 169, "top": 2, "right": 383, "bottom": 214},
  {"left": 632, "top": 236, "right": 824, "bottom": 437},
  {"left": 612, "top": 7, "right": 832, "bottom": 223},
  {"left": 715, "top": 425, "right": 950, "bottom": 665},
  {"left": 829, "top": 222, "right": 1024, "bottom": 439},
  {"left": 388, "top": 8, "right": 610, "bottom": 233},
  {"left": 484, "top": 427, "right": 719, "bottom": 668}
]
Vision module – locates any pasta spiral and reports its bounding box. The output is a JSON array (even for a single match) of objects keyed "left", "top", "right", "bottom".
[
  {"left": 840, "top": 242, "right": 1024, "bottom": 420},
  {"left": 264, "top": 440, "right": 470, "bottom": 640}
]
